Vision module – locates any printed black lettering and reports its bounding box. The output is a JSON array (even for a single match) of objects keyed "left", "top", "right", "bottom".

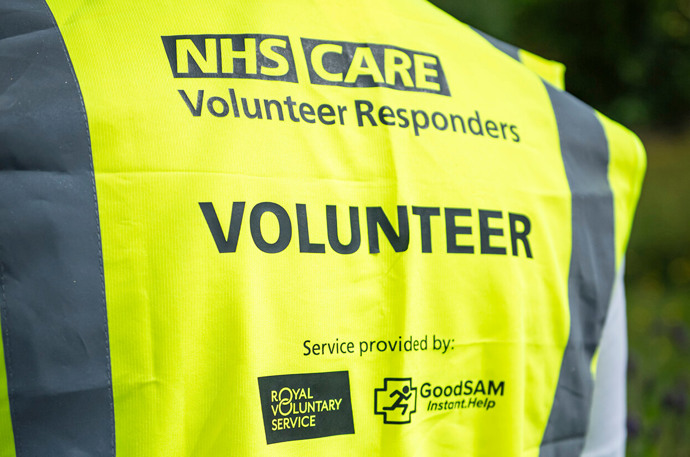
[
  {"left": 488, "top": 381, "right": 505, "bottom": 396},
  {"left": 411, "top": 109, "right": 429, "bottom": 136},
  {"left": 241, "top": 97, "right": 263, "bottom": 119},
  {"left": 378, "top": 106, "right": 396, "bottom": 126},
  {"left": 200, "top": 201, "right": 535, "bottom": 259},
  {"left": 420, "top": 383, "right": 431, "bottom": 398},
  {"left": 207, "top": 96, "right": 230, "bottom": 117},
  {"left": 432, "top": 112, "right": 448, "bottom": 131},
  {"left": 309, "top": 42, "right": 344, "bottom": 82},
  {"left": 485, "top": 120, "right": 499, "bottom": 138},
  {"left": 445, "top": 208, "right": 474, "bottom": 254},
  {"left": 259, "top": 38, "right": 290, "bottom": 77},
  {"left": 412, "top": 206, "right": 440, "bottom": 253},
  {"left": 303, "top": 338, "right": 355, "bottom": 356},
  {"left": 450, "top": 114, "right": 466, "bottom": 133},
  {"left": 179, "top": 89, "right": 204, "bottom": 116},
  {"left": 366, "top": 206, "right": 410, "bottom": 253},
  {"left": 264, "top": 99, "right": 284, "bottom": 121},
  {"left": 468, "top": 110, "right": 483, "bottom": 136},
  {"left": 509, "top": 213, "right": 533, "bottom": 258},
  {"left": 500, "top": 122, "right": 509, "bottom": 139},
  {"left": 220, "top": 37, "right": 257, "bottom": 74},
  {"left": 199, "top": 202, "right": 245, "bottom": 253},
  {"left": 174, "top": 38, "right": 217, "bottom": 74},
  {"left": 299, "top": 103, "right": 316, "bottom": 124},
  {"left": 345, "top": 47, "right": 384, "bottom": 84},
  {"left": 355, "top": 100, "right": 376, "bottom": 126},
  {"left": 337, "top": 105, "right": 348, "bottom": 125},
  {"left": 479, "top": 210, "right": 507, "bottom": 255},
  {"left": 474, "top": 380, "right": 486, "bottom": 395},
  {"left": 413, "top": 54, "right": 441, "bottom": 92},
  {"left": 510, "top": 125, "right": 520, "bottom": 142},
  {"left": 326, "top": 205, "right": 361, "bottom": 254},
  {"left": 228, "top": 89, "right": 241, "bottom": 117},
  {"left": 317, "top": 104, "right": 336, "bottom": 125},
  {"left": 296, "top": 204, "right": 325, "bottom": 253},
  {"left": 250, "top": 202, "right": 292, "bottom": 253},
  {"left": 396, "top": 108, "right": 410, "bottom": 128},
  {"left": 283, "top": 96, "right": 300, "bottom": 122},
  {"left": 163, "top": 35, "right": 298, "bottom": 82},
  {"left": 384, "top": 48, "right": 414, "bottom": 87},
  {"left": 301, "top": 38, "right": 450, "bottom": 95}
]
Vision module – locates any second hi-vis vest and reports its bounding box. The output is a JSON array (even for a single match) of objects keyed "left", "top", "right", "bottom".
[{"left": 0, "top": 0, "right": 645, "bottom": 456}]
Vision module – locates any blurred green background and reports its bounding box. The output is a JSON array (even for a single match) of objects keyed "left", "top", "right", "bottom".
[{"left": 429, "top": 1, "right": 690, "bottom": 455}]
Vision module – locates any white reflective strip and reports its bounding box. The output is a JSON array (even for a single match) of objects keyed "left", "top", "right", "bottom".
[{"left": 582, "top": 262, "right": 628, "bottom": 457}]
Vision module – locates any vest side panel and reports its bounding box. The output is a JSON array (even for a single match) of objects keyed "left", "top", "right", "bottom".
[{"left": 0, "top": 1, "right": 115, "bottom": 456}]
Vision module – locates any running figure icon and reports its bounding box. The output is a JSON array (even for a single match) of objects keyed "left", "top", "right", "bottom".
[
  {"left": 383, "top": 385, "right": 413, "bottom": 415},
  {"left": 375, "top": 378, "right": 418, "bottom": 424}
]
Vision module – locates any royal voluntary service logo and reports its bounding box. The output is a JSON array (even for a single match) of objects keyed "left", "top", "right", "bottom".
[{"left": 258, "top": 371, "right": 355, "bottom": 444}]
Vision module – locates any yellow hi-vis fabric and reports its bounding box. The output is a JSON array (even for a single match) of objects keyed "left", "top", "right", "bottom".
[{"left": 0, "top": 0, "right": 645, "bottom": 456}]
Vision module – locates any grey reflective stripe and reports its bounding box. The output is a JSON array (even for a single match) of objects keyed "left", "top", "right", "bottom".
[
  {"left": 0, "top": 1, "right": 115, "bottom": 456},
  {"left": 540, "top": 85, "right": 616, "bottom": 456},
  {"left": 473, "top": 31, "right": 617, "bottom": 456},
  {"left": 470, "top": 27, "right": 521, "bottom": 61}
]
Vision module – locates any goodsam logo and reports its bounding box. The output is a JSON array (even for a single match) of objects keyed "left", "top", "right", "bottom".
[
  {"left": 257, "top": 371, "right": 355, "bottom": 444},
  {"left": 374, "top": 378, "right": 418, "bottom": 424}
]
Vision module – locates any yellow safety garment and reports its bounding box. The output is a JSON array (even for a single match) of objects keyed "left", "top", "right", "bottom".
[{"left": 0, "top": 1, "right": 645, "bottom": 456}]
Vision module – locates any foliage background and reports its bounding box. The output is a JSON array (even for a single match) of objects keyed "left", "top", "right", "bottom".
[{"left": 428, "top": 1, "right": 690, "bottom": 455}]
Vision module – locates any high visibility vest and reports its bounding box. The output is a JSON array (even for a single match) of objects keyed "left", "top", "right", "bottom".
[{"left": 0, "top": 1, "right": 645, "bottom": 456}]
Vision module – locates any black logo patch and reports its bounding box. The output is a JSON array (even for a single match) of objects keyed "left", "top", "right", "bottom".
[{"left": 257, "top": 371, "right": 355, "bottom": 444}]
